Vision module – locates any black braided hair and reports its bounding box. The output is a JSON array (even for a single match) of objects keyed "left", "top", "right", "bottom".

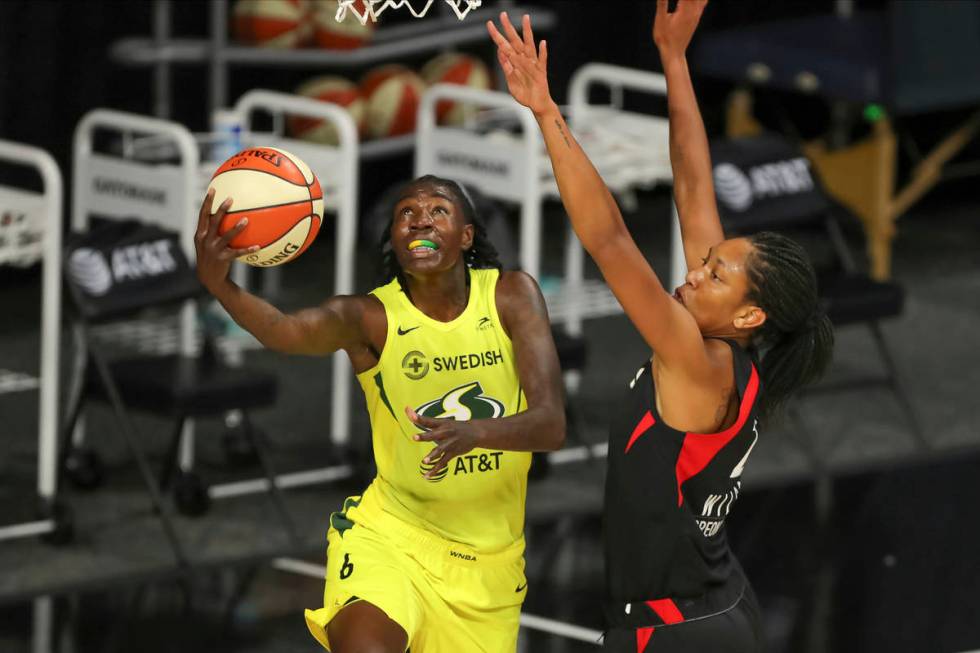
[
  {"left": 745, "top": 231, "right": 835, "bottom": 420},
  {"left": 376, "top": 175, "right": 502, "bottom": 288}
]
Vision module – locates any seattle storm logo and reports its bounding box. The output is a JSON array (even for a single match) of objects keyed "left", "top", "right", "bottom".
[{"left": 416, "top": 381, "right": 504, "bottom": 481}]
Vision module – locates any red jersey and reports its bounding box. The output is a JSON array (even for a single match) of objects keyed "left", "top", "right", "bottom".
[{"left": 603, "top": 339, "right": 762, "bottom": 629}]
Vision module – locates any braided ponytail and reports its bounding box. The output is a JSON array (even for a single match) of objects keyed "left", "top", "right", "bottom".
[{"left": 746, "top": 232, "right": 835, "bottom": 420}]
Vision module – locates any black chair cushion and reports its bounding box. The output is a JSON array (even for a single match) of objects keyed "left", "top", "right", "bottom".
[
  {"left": 819, "top": 273, "right": 904, "bottom": 326},
  {"left": 88, "top": 355, "right": 278, "bottom": 417},
  {"left": 64, "top": 221, "right": 204, "bottom": 323},
  {"left": 711, "top": 133, "right": 834, "bottom": 233}
]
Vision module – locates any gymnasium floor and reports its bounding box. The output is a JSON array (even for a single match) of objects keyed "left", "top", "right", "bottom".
[{"left": 1, "top": 185, "right": 979, "bottom": 652}]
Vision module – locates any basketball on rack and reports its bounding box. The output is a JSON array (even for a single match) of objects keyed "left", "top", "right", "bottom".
[
  {"left": 289, "top": 76, "right": 366, "bottom": 144},
  {"left": 232, "top": 0, "right": 313, "bottom": 48},
  {"left": 421, "top": 53, "right": 491, "bottom": 125},
  {"left": 208, "top": 147, "right": 324, "bottom": 267},
  {"left": 360, "top": 64, "right": 412, "bottom": 99},
  {"left": 312, "top": 0, "right": 375, "bottom": 49},
  {"left": 361, "top": 65, "right": 425, "bottom": 139}
]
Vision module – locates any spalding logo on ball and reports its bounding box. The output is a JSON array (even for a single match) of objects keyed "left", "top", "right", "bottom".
[{"left": 208, "top": 147, "right": 323, "bottom": 267}]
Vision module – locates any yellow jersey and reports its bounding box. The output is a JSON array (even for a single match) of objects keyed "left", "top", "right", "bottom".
[{"left": 354, "top": 268, "right": 530, "bottom": 554}]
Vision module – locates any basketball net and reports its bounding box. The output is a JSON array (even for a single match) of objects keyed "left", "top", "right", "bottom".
[{"left": 335, "top": 0, "right": 483, "bottom": 25}]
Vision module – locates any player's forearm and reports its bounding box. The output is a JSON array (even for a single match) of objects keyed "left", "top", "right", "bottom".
[
  {"left": 662, "top": 55, "right": 721, "bottom": 241},
  {"left": 475, "top": 404, "right": 566, "bottom": 452},
  {"left": 207, "top": 278, "right": 304, "bottom": 354},
  {"left": 534, "top": 102, "right": 632, "bottom": 256}
]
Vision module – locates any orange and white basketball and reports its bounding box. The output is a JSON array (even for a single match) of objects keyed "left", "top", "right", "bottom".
[
  {"left": 362, "top": 67, "right": 426, "bottom": 139},
  {"left": 232, "top": 0, "right": 313, "bottom": 48},
  {"left": 421, "top": 53, "right": 492, "bottom": 125},
  {"left": 359, "top": 64, "right": 413, "bottom": 100},
  {"left": 289, "top": 76, "right": 366, "bottom": 144},
  {"left": 208, "top": 147, "right": 324, "bottom": 267},
  {"left": 311, "top": 0, "right": 375, "bottom": 50}
]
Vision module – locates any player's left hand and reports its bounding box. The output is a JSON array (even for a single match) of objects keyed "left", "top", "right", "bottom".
[
  {"left": 653, "top": 0, "right": 707, "bottom": 58},
  {"left": 406, "top": 407, "right": 484, "bottom": 479},
  {"left": 487, "top": 12, "right": 554, "bottom": 117}
]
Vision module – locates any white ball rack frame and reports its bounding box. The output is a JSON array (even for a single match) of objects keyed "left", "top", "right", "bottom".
[
  {"left": 70, "top": 108, "right": 202, "bottom": 472},
  {"left": 0, "top": 140, "right": 63, "bottom": 544},
  {"left": 0, "top": 138, "right": 65, "bottom": 653},
  {"left": 207, "top": 90, "right": 361, "bottom": 501}
]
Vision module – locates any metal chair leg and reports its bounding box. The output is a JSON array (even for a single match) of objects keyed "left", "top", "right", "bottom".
[
  {"left": 867, "top": 322, "right": 928, "bottom": 450},
  {"left": 57, "top": 358, "right": 89, "bottom": 482},
  {"left": 58, "top": 388, "right": 87, "bottom": 484},
  {"left": 159, "top": 416, "right": 188, "bottom": 491},
  {"left": 88, "top": 346, "right": 190, "bottom": 568},
  {"left": 240, "top": 415, "right": 301, "bottom": 549}
]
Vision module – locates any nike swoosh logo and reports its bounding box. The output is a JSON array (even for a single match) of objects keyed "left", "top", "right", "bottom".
[
  {"left": 515, "top": 583, "right": 527, "bottom": 592},
  {"left": 397, "top": 326, "right": 419, "bottom": 335}
]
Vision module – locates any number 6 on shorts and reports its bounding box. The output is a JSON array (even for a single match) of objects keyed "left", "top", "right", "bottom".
[{"left": 340, "top": 553, "right": 354, "bottom": 579}]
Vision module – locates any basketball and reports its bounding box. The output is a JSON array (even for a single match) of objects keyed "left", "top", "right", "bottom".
[
  {"left": 361, "top": 66, "right": 426, "bottom": 139},
  {"left": 232, "top": 0, "right": 313, "bottom": 48},
  {"left": 311, "top": 0, "right": 375, "bottom": 49},
  {"left": 208, "top": 147, "right": 324, "bottom": 267},
  {"left": 359, "top": 64, "right": 413, "bottom": 100},
  {"left": 420, "top": 53, "right": 492, "bottom": 125},
  {"left": 289, "top": 76, "right": 366, "bottom": 144}
]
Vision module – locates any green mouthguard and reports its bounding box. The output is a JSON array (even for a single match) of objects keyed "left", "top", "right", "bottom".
[{"left": 408, "top": 239, "right": 439, "bottom": 251}]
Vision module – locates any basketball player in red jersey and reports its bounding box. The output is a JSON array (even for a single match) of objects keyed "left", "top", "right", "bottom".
[{"left": 489, "top": 2, "right": 833, "bottom": 650}]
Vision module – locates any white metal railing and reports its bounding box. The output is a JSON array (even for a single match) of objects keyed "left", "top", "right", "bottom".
[
  {"left": 233, "top": 90, "right": 360, "bottom": 448},
  {"left": 0, "top": 139, "right": 63, "bottom": 543}
]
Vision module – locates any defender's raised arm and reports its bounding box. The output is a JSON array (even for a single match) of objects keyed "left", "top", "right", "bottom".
[
  {"left": 487, "top": 12, "right": 709, "bottom": 373},
  {"left": 654, "top": 0, "right": 725, "bottom": 272}
]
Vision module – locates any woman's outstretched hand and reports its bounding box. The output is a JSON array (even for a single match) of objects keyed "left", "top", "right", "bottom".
[
  {"left": 486, "top": 12, "right": 555, "bottom": 117},
  {"left": 194, "top": 189, "right": 258, "bottom": 293},
  {"left": 653, "top": 0, "right": 707, "bottom": 59}
]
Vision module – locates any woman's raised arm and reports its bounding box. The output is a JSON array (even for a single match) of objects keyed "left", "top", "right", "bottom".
[
  {"left": 654, "top": 0, "right": 725, "bottom": 272},
  {"left": 487, "top": 12, "right": 709, "bottom": 373}
]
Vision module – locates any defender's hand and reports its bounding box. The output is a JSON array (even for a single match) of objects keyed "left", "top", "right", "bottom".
[
  {"left": 194, "top": 189, "right": 258, "bottom": 293},
  {"left": 407, "top": 407, "right": 484, "bottom": 480},
  {"left": 487, "top": 13, "right": 554, "bottom": 117},
  {"left": 653, "top": 0, "right": 707, "bottom": 58}
]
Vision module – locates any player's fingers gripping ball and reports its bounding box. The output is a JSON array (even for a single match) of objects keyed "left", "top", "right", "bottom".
[{"left": 208, "top": 147, "right": 324, "bottom": 267}]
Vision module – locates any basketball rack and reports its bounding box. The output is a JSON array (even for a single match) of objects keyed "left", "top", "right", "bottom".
[{"left": 204, "top": 90, "right": 361, "bottom": 502}]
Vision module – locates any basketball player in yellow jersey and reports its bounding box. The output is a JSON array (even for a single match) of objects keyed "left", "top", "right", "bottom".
[{"left": 194, "top": 174, "right": 566, "bottom": 652}]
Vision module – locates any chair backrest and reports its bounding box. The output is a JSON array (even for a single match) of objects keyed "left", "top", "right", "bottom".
[
  {"left": 710, "top": 132, "right": 833, "bottom": 234},
  {"left": 63, "top": 219, "right": 202, "bottom": 323}
]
